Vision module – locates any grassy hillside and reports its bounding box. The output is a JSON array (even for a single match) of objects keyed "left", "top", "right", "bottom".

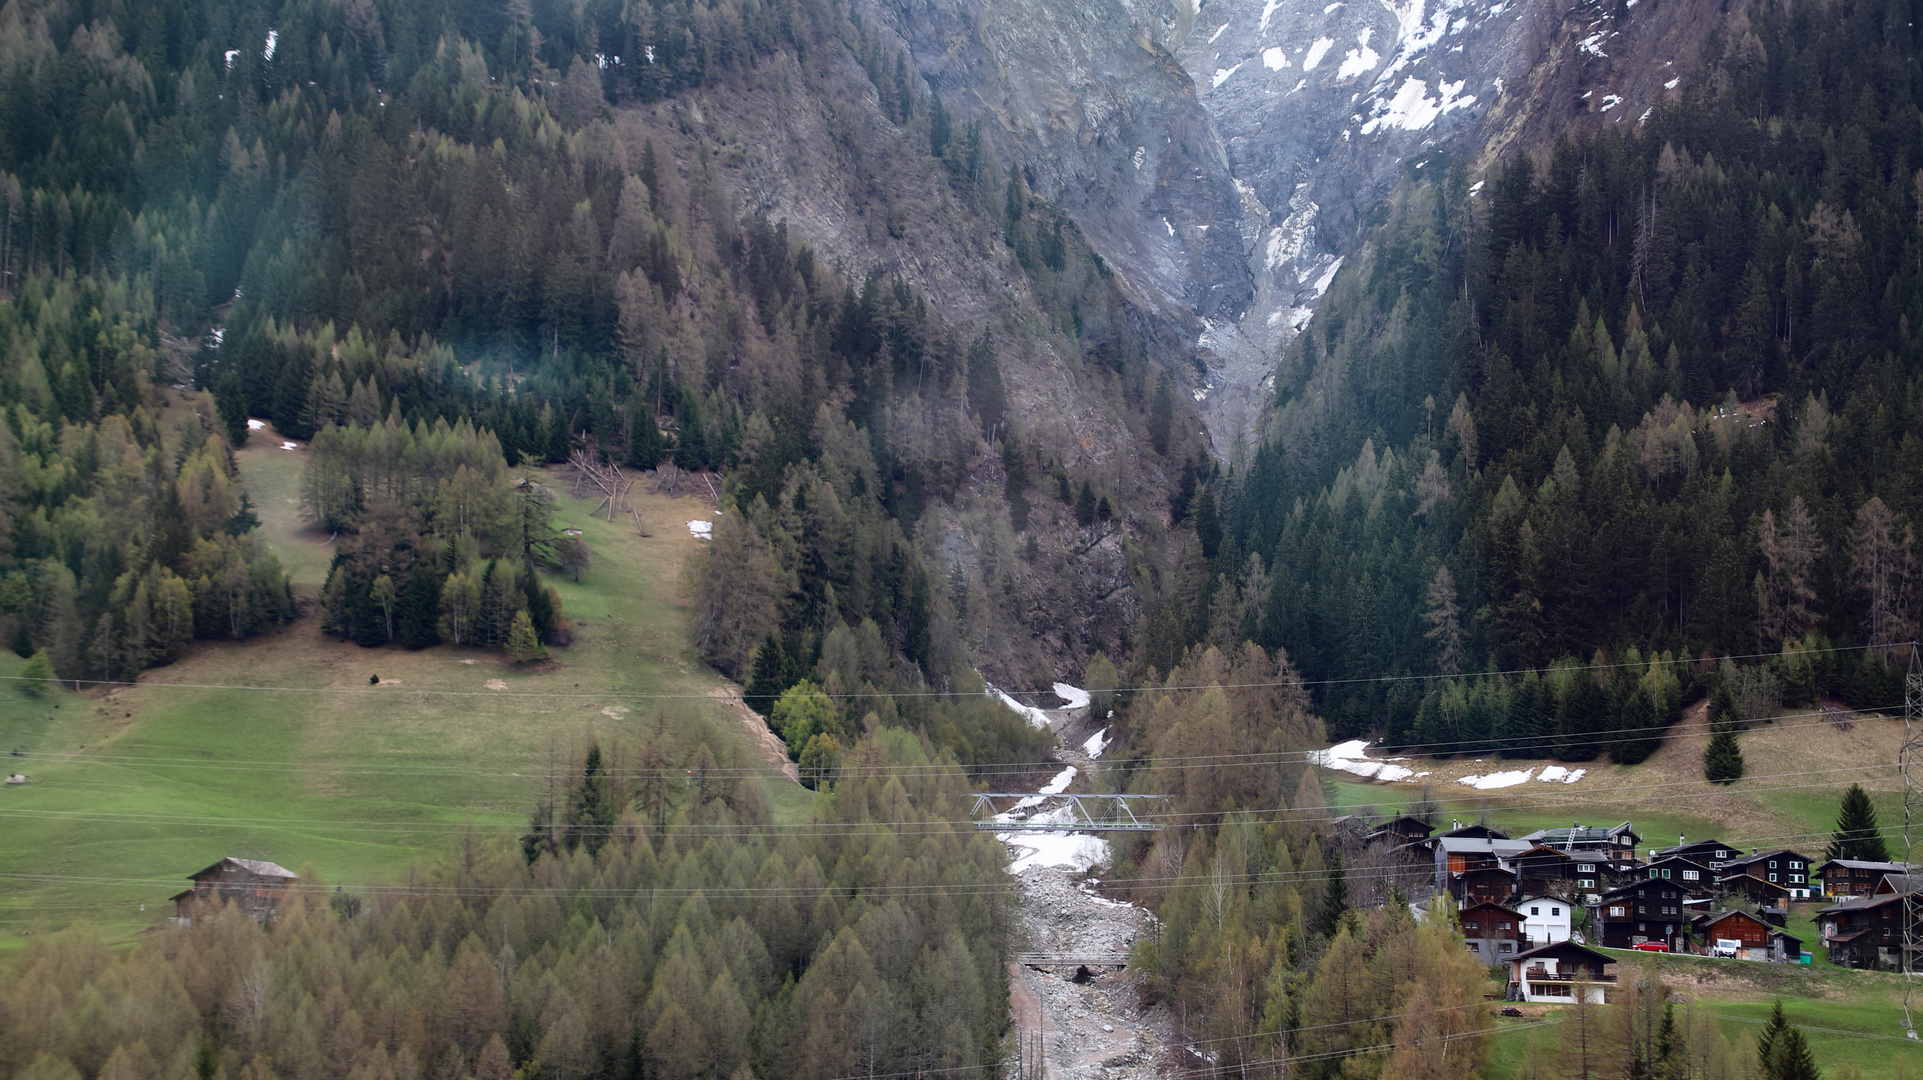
[
  {"left": 0, "top": 430, "right": 808, "bottom": 951},
  {"left": 1329, "top": 697, "right": 1905, "bottom": 858},
  {"left": 1485, "top": 956, "right": 1923, "bottom": 1079}
]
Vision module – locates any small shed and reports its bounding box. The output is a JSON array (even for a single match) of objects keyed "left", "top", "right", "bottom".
[
  {"left": 171, "top": 858, "right": 298, "bottom": 923},
  {"left": 1505, "top": 940, "right": 1613, "bottom": 1003}
]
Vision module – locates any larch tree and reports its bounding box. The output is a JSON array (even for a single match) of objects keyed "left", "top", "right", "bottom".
[
  {"left": 1754, "top": 497, "right": 1824, "bottom": 650},
  {"left": 1420, "top": 565, "right": 1467, "bottom": 677},
  {"left": 1850, "top": 495, "right": 1915, "bottom": 662}
]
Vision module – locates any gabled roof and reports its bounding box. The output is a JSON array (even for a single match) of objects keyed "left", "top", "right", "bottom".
[
  {"left": 1460, "top": 899, "right": 1524, "bottom": 916},
  {"left": 1520, "top": 822, "right": 1640, "bottom": 846},
  {"left": 1642, "top": 855, "right": 1714, "bottom": 872},
  {"left": 1720, "top": 849, "right": 1809, "bottom": 870},
  {"left": 1697, "top": 908, "right": 1768, "bottom": 931},
  {"left": 1437, "top": 837, "right": 1534, "bottom": 857},
  {"left": 1513, "top": 844, "right": 1576, "bottom": 862},
  {"left": 1817, "top": 892, "right": 1905, "bottom": 917},
  {"left": 1599, "top": 879, "right": 1685, "bottom": 901},
  {"left": 1518, "top": 894, "right": 1573, "bottom": 908},
  {"left": 1437, "top": 823, "right": 1510, "bottom": 840},
  {"left": 1653, "top": 838, "right": 1733, "bottom": 857},
  {"left": 1816, "top": 859, "right": 1913, "bottom": 875},
  {"left": 189, "top": 857, "right": 297, "bottom": 881},
  {"left": 1366, "top": 815, "right": 1436, "bottom": 837},
  {"left": 1509, "top": 939, "right": 1613, "bottom": 967},
  {"left": 1875, "top": 874, "right": 1923, "bottom": 896}
]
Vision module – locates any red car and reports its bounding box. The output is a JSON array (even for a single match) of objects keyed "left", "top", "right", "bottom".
[{"left": 1631, "top": 941, "right": 1671, "bottom": 952}]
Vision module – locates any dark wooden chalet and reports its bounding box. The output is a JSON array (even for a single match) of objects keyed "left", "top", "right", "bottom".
[
  {"left": 1453, "top": 866, "right": 1520, "bottom": 907},
  {"left": 1817, "top": 887, "right": 1919, "bottom": 969},
  {"left": 1363, "top": 815, "right": 1436, "bottom": 848},
  {"left": 1815, "top": 860, "right": 1913, "bottom": 899},
  {"left": 1519, "top": 822, "right": 1642, "bottom": 865},
  {"left": 1511, "top": 845, "right": 1577, "bottom": 897},
  {"left": 170, "top": 858, "right": 298, "bottom": 922},
  {"left": 1722, "top": 872, "right": 1791, "bottom": 907},
  {"left": 1640, "top": 856, "right": 1717, "bottom": 896},
  {"left": 1690, "top": 908, "right": 1803, "bottom": 961},
  {"left": 1719, "top": 849, "right": 1814, "bottom": 899},
  {"left": 1460, "top": 901, "right": 1526, "bottom": 964},
  {"left": 1652, "top": 838, "right": 1739, "bottom": 869},
  {"left": 1436, "top": 822, "right": 1510, "bottom": 841},
  {"left": 1594, "top": 880, "right": 1688, "bottom": 950}
]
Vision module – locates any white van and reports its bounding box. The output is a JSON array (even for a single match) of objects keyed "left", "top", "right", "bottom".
[{"left": 1710, "top": 939, "right": 1742, "bottom": 959}]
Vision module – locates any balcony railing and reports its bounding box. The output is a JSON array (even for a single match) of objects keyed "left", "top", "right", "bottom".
[{"left": 1523, "top": 971, "right": 1618, "bottom": 983}]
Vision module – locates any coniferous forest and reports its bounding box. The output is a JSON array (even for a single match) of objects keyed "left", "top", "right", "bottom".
[{"left": 0, "top": 0, "right": 1919, "bottom": 1074}]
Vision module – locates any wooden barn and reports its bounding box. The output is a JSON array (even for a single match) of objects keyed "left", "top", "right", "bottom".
[{"left": 171, "top": 858, "right": 298, "bottom": 923}]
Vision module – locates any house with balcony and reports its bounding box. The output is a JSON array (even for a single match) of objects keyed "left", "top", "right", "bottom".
[{"left": 1505, "top": 940, "right": 1613, "bottom": 1003}]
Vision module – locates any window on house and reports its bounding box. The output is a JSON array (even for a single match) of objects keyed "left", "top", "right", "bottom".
[
  {"left": 1552, "top": 907, "right": 1561, "bottom": 916},
  {"left": 1610, "top": 906, "right": 1626, "bottom": 917},
  {"left": 1684, "top": 870, "right": 1699, "bottom": 881},
  {"left": 1769, "top": 860, "right": 1778, "bottom": 868},
  {"left": 1580, "top": 879, "right": 1595, "bottom": 888},
  {"left": 1500, "top": 921, "right": 1512, "bottom": 930},
  {"left": 1768, "top": 873, "right": 1778, "bottom": 882},
  {"left": 1580, "top": 864, "right": 1595, "bottom": 873},
  {"left": 1638, "top": 922, "right": 1647, "bottom": 932},
  {"left": 1717, "top": 850, "right": 1728, "bottom": 858},
  {"left": 1499, "top": 942, "right": 1515, "bottom": 953},
  {"left": 1531, "top": 907, "right": 1540, "bottom": 915}
]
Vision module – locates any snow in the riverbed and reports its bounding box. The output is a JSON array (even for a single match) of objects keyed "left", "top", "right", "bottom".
[
  {"left": 1006, "top": 831, "right": 1109, "bottom": 873},
  {"left": 1053, "top": 683, "right": 1091, "bottom": 710},
  {"left": 1039, "top": 766, "right": 1077, "bottom": 795},
  {"left": 1000, "top": 804, "right": 1108, "bottom": 872},
  {"left": 1083, "top": 728, "right": 1110, "bottom": 758},
  {"left": 1537, "top": 766, "right": 1587, "bottom": 784},
  {"left": 1458, "top": 767, "right": 1535, "bottom": 790},
  {"left": 1311, "top": 739, "right": 1425, "bottom": 782},
  {"left": 993, "top": 688, "right": 1054, "bottom": 729}
]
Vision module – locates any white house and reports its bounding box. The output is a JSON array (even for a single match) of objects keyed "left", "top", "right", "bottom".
[
  {"left": 1505, "top": 941, "right": 1613, "bottom": 1004},
  {"left": 1519, "top": 895, "right": 1572, "bottom": 945}
]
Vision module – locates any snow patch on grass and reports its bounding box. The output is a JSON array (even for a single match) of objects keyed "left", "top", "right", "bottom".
[
  {"left": 1458, "top": 767, "right": 1536, "bottom": 790},
  {"left": 1311, "top": 739, "right": 1422, "bottom": 781},
  {"left": 1537, "top": 766, "right": 1587, "bottom": 784},
  {"left": 687, "top": 519, "right": 713, "bottom": 540}
]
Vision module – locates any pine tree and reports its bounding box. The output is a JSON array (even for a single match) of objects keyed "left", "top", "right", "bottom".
[
  {"left": 744, "top": 632, "right": 787, "bottom": 717},
  {"left": 1316, "top": 849, "right": 1348, "bottom": 938},
  {"left": 1826, "top": 782, "right": 1890, "bottom": 862},
  {"left": 1703, "top": 713, "right": 1744, "bottom": 784},
  {"left": 564, "top": 743, "right": 615, "bottom": 856},
  {"left": 506, "top": 610, "right": 545, "bottom": 663},
  {"left": 1420, "top": 564, "right": 1466, "bottom": 677}
]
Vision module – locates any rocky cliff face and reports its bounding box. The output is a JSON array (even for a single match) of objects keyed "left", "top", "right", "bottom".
[{"left": 881, "top": 0, "right": 1722, "bottom": 450}]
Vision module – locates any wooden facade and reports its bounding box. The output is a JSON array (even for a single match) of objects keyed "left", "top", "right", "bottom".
[
  {"left": 1595, "top": 880, "right": 1688, "bottom": 949},
  {"left": 170, "top": 858, "right": 298, "bottom": 922},
  {"left": 1815, "top": 860, "right": 1912, "bottom": 899},
  {"left": 1461, "top": 902, "right": 1526, "bottom": 964}
]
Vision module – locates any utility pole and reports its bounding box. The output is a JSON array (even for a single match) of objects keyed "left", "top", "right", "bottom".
[{"left": 1903, "top": 643, "right": 1922, "bottom": 1038}]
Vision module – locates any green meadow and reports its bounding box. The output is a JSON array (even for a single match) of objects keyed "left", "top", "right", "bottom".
[{"left": 0, "top": 441, "right": 808, "bottom": 951}]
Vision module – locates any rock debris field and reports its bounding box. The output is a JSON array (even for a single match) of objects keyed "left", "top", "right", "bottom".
[{"left": 991, "top": 689, "right": 1177, "bottom": 1078}]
